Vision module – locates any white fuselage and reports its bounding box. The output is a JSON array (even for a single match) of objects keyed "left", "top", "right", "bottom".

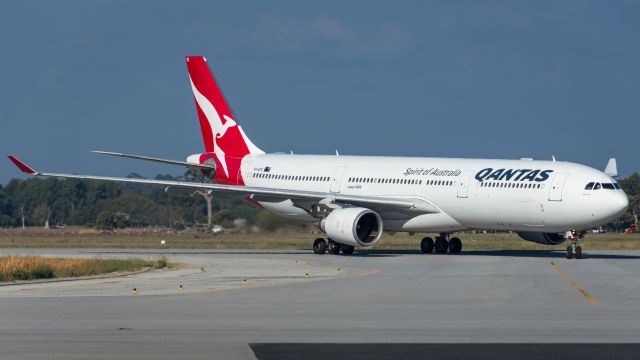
[{"left": 239, "top": 154, "right": 628, "bottom": 233}]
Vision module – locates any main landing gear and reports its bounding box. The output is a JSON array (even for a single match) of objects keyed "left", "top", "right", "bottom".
[
  {"left": 313, "top": 238, "right": 354, "bottom": 255},
  {"left": 421, "top": 233, "right": 462, "bottom": 255},
  {"left": 566, "top": 230, "right": 585, "bottom": 259}
]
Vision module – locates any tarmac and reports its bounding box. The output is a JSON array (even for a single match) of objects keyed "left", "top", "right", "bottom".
[{"left": 0, "top": 248, "right": 639, "bottom": 359}]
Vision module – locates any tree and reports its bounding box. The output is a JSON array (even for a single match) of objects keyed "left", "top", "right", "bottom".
[
  {"left": 95, "top": 211, "right": 130, "bottom": 230},
  {"left": 619, "top": 173, "right": 640, "bottom": 225},
  {"left": 192, "top": 191, "right": 214, "bottom": 228},
  {"left": 31, "top": 204, "right": 51, "bottom": 228},
  {"left": 211, "top": 209, "right": 237, "bottom": 228}
]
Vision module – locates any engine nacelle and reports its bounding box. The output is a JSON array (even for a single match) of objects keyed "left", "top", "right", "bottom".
[
  {"left": 187, "top": 153, "right": 217, "bottom": 180},
  {"left": 517, "top": 232, "right": 566, "bottom": 245},
  {"left": 321, "top": 207, "right": 383, "bottom": 247}
]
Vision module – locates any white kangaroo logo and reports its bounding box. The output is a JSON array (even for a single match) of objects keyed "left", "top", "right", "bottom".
[{"left": 190, "top": 77, "right": 238, "bottom": 177}]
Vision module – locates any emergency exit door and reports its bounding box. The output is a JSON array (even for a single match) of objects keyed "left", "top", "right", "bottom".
[
  {"left": 548, "top": 172, "right": 569, "bottom": 201},
  {"left": 457, "top": 171, "right": 473, "bottom": 198},
  {"left": 331, "top": 166, "right": 347, "bottom": 193}
]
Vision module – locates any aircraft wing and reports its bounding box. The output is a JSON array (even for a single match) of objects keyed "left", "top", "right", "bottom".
[
  {"left": 91, "top": 151, "right": 216, "bottom": 170},
  {"left": 7, "top": 155, "right": 439, "bottom": 216}
]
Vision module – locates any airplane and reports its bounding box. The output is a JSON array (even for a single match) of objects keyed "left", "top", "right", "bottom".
[{"left": 8, "top": 56, "right": 629, "bottom": 260}]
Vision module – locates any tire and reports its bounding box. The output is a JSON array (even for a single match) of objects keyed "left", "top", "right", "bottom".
[
  {"left": 329, "top": 240, "right": 341, "bottom": 255},
  {"left": 420, "top": 237, "right": 435, "bottom": 254},
  {"left": 566, "top": 246, "right": 573, "bottom": 259},
  {"left": 448, "top": 237, "right": 462, "bottom": 254},
  {"left": 313, "top": 238, "right": 327, "bottom": 255},
  {"left": 342, "top": 245, "right": 355, "bottom": 255},
  {"left": 575, "top": 246, "right": 582, "bottom": 259},
  {"left": 434, "top": 237, "right": 448, "bottom": 254}
]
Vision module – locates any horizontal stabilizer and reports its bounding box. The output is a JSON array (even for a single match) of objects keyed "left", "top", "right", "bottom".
[
  {"left": 92, "top": 151, "right": 216, "bottom": 170},
  {"left": 604, "top": 158, "right": 618, "bottom": 177}
]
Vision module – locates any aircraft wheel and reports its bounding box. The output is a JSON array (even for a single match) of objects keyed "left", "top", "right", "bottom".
[
  {"left": 566, "top": 246, "right": 573, "bottom": 259},
  {"left": 342, "top": 245, "right": 355, "bottom": 255},
  {"left": 434, "top": 237, "right": 448, "bottom": 254},
  {"left": 328, "top": 240, "right": 341, "bottom": 255},
  {"left": 448, "top": 237, "right": 462, "bottom": 254},
  {"left": 313, "top": 238, "right": 327, "bottom": 255},
  {"left": 420, "top": 237, "right": 434, "bottom": 254},
  {"left": 575, "top": 246, "right": 582, "bottom": 259}
]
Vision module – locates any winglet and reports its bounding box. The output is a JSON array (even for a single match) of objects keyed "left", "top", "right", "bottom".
[
  {"left": 604, "top": 158, "right": 618, "bottom": 177},
  {"left": 7, "top": 155, "right": 38, "bottom": 175}
]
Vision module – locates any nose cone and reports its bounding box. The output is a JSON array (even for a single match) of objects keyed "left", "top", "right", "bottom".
[{"left": 608, "top": 192, "right": 629, "bottom": 219}]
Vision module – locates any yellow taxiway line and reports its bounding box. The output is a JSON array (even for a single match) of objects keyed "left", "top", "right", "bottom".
[{"left": 550, "top": 261, "right": 599, "bottom": 305}]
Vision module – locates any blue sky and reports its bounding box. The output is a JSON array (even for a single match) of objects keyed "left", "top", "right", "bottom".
[{"left": 1, "top": 1, "right": 639, "bottom": 183}]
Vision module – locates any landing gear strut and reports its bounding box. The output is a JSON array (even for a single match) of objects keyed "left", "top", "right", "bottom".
[
  {"left": 422, "top": 233, "right": 463, "bottom": 255},
  {"left": 566, "top": 230, "right": 584, "bottom": 259},
  {"left": 434, "top": 235, "right": 448, "bottom": 254}
]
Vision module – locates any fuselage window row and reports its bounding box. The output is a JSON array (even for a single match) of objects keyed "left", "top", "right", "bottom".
[
  {"left": 479, "top": 181, "right": 543, "bottom": 189},
  {"left": 251, "top": 173, "right": 330, "bottom": 182},
  {"left": 345, "top": 177, "right": 457, "bottom": 186}
]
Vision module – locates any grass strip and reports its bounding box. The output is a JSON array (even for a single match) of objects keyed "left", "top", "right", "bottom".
[{"left": 0, "top": 255, "right": 168, "bottom": 282}]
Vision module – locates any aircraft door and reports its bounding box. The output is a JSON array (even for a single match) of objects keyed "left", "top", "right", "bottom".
[
  {"left": 457, "top": 170, "right": 473, "bottom": 198},
  {"left": 548, "top": 172, "right": 569, "bottom": 201},
  {"left": 330, "top": 166, "right": 347, "bottom": 193}
]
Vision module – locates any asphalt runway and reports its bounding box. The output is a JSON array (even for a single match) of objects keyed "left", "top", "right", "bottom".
[{"left": 1, "top": 248, "right": 639, "bottom": 359}]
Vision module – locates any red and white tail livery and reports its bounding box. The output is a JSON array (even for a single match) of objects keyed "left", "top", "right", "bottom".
[
  {"left": 186, "top": 56, "right": 263, "bottom": 185},
  {"left": 7, "top": 55, "right": 628, "bottom": 259}
]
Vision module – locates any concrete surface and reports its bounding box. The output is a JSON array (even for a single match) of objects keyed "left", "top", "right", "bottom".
[{"left": 0, "top": 248, "right": 639, "bottom": 359}]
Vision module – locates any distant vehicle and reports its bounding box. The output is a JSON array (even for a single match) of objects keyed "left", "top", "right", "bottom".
[
  {"left": 211, "top": 225, "right": 225, "bottom": 234},
  {"left": 591, "top": 227, "right": 607, "bottom": 233},
  {"left": 624, "top": 224, "right": 640, "bottom": 234},
  {"left": 7, "top": 55, "right": 629, "bottom": 260}
]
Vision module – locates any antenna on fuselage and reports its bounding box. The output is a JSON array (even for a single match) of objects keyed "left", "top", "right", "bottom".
[
  {"left": 335, "top": 150, "right": 340, "bottom": 156},
  {"left": 552, "top": 155, "right": 556, "bottom": 162}
]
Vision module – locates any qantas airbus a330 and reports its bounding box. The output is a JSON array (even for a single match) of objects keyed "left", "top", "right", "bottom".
[{"left": 8, "top": 56, "right": 629, "bottom": 259}]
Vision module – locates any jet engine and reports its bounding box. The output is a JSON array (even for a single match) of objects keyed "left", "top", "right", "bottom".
[
  {"left": 517, "top": 232, "right": 566, "bottom": 245},
  {"left": 321, "top": 207, "right": 383, "bottom": 247},
  {"left": 186, "top": 153, "right": 217, "bottom": 180}
]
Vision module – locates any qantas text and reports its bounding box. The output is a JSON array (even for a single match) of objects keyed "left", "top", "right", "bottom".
[{"left": 475, "top": 168, "right": 554, "bottom": 182}]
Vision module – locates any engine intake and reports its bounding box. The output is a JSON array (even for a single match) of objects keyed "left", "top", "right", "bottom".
[
  {"left": 517, "top": 232, "right": 566, "bottom": 245},
  {"left": 321, "top": 207, "right": 383, "bottom": 247}
]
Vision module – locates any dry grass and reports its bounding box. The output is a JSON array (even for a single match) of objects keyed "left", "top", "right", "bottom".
[
  {"left": 0, "top": 227, "right": 639, "bottom": 251},
  {"left": 0, "top": 255, "right": 166, "bottom": 282}
]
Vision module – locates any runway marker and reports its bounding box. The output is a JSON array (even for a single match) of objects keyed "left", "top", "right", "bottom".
[
  {"left": 336, "top": 268, "right": 341, "bottom": 272},
  {"left": 305, "top": 273, "right": 309, "bottom": 278},
  {"left": 306, "top": 262, "right": 311, "bottom": 267},
  {"left": 242, "top": 279, "right": 248, "bottom": 286},
  {"left": 178, "top": 285, "right": 184, "bottom": 293},
  {"left": 550, "top": 261, "right": 599, "bottom": 305},
  {"left": 131, "top": 288, "right": 137, "bottom": 295}
]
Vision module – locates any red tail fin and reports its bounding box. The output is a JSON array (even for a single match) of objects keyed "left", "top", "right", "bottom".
[{"left": 185, "top": 56, "right": 262, "bottom": 185}]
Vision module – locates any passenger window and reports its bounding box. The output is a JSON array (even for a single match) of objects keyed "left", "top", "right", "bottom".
[
  {"left": 594, "top": 183, "right": 601, "bottom": 190},
  {"left": 585, "top": 182, "right": 594, "bottom": 190}
]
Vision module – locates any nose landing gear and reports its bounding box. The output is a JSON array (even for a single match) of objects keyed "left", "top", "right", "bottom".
[{"left": 565, "top": 230, "right": 585, "bottom": 259}]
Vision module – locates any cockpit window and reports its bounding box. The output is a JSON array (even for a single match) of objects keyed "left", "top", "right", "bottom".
[
  {"left": 585, "top": 182, "right": 594, "bottom": 190},
  {"left": 601, "top": 183, "right": 615, "bottom": 190},
  {"left": 594, "top": 183, "right": 601, "bottom": 190},
  {"left": 614, "top": 183, "right": 621, "bottom": 190}
]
